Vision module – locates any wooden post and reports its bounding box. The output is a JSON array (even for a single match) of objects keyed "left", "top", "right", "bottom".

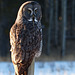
[{"left": 28, "top": 58, "right": 35, "bottom": 75}]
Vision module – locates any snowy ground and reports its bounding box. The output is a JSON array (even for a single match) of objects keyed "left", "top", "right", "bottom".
[{"left": 0, "top": 61, "right": 75, "bottom": 75}]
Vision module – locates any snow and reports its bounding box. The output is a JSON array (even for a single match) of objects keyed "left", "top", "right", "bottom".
[{"left": 0, "top": 61, "right": 75, "bottom": 75}]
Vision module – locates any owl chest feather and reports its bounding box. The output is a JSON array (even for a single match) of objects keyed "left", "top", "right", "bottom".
[{"left": 16, "top": 23, "right": 41, "bottom": 51}]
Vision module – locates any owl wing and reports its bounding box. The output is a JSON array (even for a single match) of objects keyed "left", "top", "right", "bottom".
[
  {"left": 10, "top": 24, "right": 16, "bottom": 52},
  {"left": 10, "top": 23, "right": 25, "bottom": 64}
]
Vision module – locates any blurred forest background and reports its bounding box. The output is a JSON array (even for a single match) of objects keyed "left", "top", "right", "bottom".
[{"left": 0, "top": 0, "right": 75, "bottom": 61}]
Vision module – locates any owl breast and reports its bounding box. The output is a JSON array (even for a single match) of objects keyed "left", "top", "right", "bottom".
[
  {"left": 24, "top": 23, "right": 41, "bottom": 51},
  {"left": 15, "top": 22, "right": 41, "bottom": 63}
]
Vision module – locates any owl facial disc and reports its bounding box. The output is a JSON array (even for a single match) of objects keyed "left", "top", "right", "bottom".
[{"left": 27, "top": 7, "right": 39, "bottom": 22}]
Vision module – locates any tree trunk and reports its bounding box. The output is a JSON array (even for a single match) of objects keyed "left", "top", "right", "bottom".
[
  {"left": 61, "top": 0, "right": 67, "bottom": 57},
  {"left": 55, "top": 0, "right": 58, "bottom": 46},
  {"left": 71, "top": 0, "right": 75, "bottom": 36},
  {"left": 47, "top": 0, "right": 54, "bottom": 55}
]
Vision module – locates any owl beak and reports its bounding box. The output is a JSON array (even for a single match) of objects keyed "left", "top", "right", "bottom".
[
  {"left": 33, "top": 15, "right": 35, "bottom": 21},
  {"left": 33, "top": 15, "right": 38, "bottom": 23},
  {"left": 33, "top": 15, "right": 35, "bottom": 26}
]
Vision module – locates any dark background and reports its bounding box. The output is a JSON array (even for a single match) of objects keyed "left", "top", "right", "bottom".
[{"left": 0, "top": 0, "right": 75, "bottom": 61}]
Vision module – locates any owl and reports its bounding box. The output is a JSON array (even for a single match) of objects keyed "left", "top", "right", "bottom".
[{"left": 10, "top": 1, "right": 42, "bottom": 75}]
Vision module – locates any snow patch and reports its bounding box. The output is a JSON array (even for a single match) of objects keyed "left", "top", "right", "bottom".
[{"left": 0, "top": 61, "right": 75, "bottom": 75}]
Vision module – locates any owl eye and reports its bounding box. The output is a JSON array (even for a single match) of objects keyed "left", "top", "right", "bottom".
[
  {"left": 35, "top": 9, "right": 37, "bottom": 14},
  {"left": 28, "top": 8, "right": 33, "bottom": 15},
  {"left": 28, "top": 10, "right": 31, "bottom": 14},
  {"left": 34, "top": 8, "right": 38, "bottom": 14}
]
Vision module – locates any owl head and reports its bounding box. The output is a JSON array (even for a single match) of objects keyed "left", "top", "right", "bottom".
[{"left": 16, "top": 1, "right": 42, "bottom": 24}]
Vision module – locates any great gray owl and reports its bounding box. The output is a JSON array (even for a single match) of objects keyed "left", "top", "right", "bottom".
[{"left": 10, "top": 1, "right": 42, "bottom": 75}]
